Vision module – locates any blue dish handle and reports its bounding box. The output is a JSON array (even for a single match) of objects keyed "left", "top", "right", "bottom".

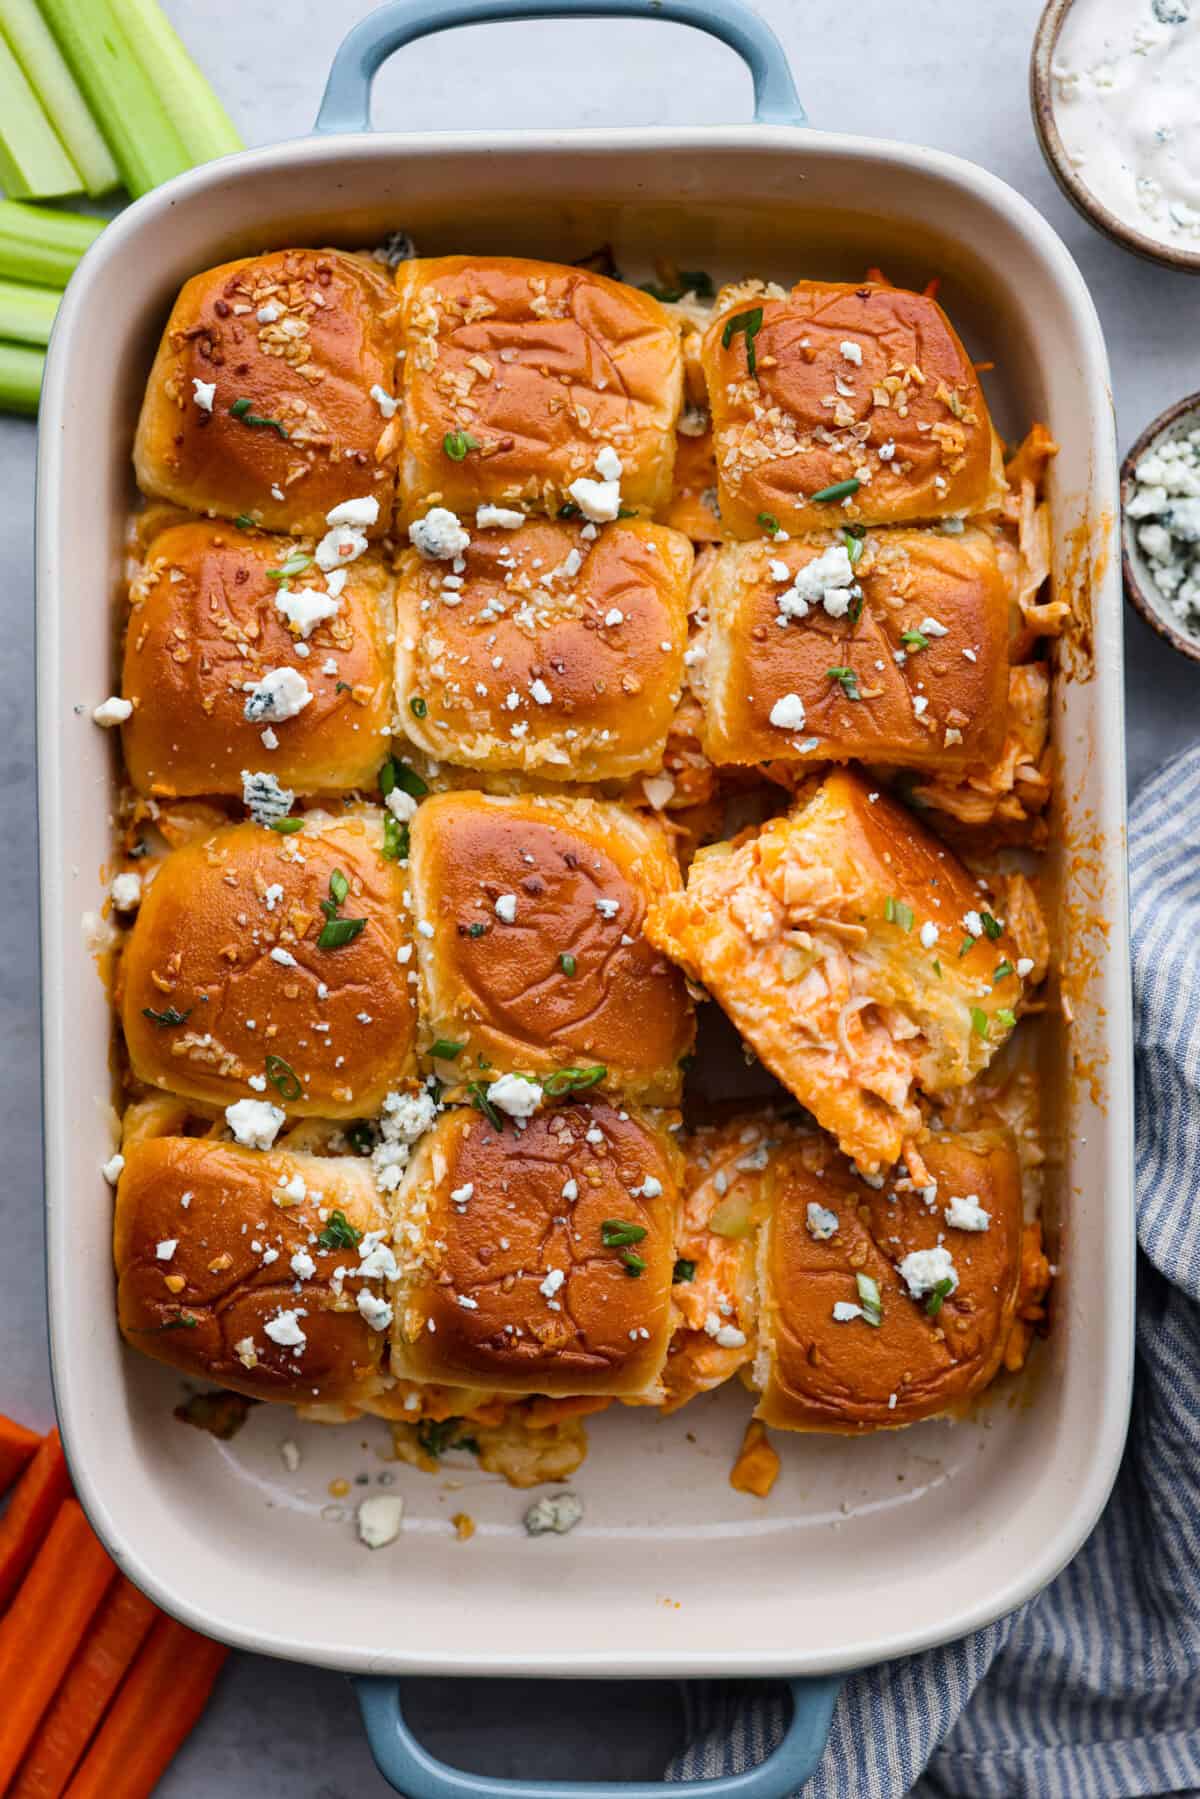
[
  {"left": 315, "top": 0, "right": 806, "bottom": 134},
  {"left": 355, "top": 1675, "right": 841, "bottom": 1799}
]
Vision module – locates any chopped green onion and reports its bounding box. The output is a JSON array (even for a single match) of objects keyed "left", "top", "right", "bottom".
[
  {"left": 542, "top": 1065, "right": 606, "bottom": 1096},
  {"left": 642, "top": 269, "right": 714, "bottom": 302},
  {"left": 429, "top": 1038, "right": 465, "bottom": 1061},
  {"left": 317, "top": 1208, "right": 362, "bottom": 1251},
  {"left": 993, "top": 960, "right": 1014, "bottom": 983},
  {"left": 0, "top": 339, "right": 43, "bottom": 415},
  {"left": 856, "top": 1272, "right": 883, "bottom": 1327},
  {"left": 959, "top": 935, "right": 976, "bottom": 957},
  {"left": 885, "top": 897, "right": 914, "bottom": 933},
  {"left": 466, "top": 1080, "right": 503, "bottom": 1130},
  {"left": 266, "top": 552, "right": 312, "bottom": 583},
  {"left": 0, "top": 30, "right": 81, "bottom": 200},
  {"left": 264, "top": 1054, "right": 302, "bottom": 1101},
  {"left": 467, "top": 921, "right": 487, "bottom": 939},
  {"left": 847, "top": 592, "right": 865, "bottom": 624},
  {"left": 900, "top": 630, "right": 929, "bottom": 651},
  {"left": 558, "top": 952, "right": 577, "bottom": 977},
  {"left": 601, "top": 1220, "right": 647, "bottom": 1248},
  {"left": 970, "top": 1006, "right": 988, "bottom": 1038},
  {"left": 0, "top": 0, "right": 120, "bottom": 196},
  {"left": 925, "top": 1276, "right": 954, "bottom": 1318},
  {"left": 672, "top": 1258, "right": 696, "bottom": 1284},
  {"left": 620, "top": 1249, "right": 647, "bottom": 1277},
  {"left": 104, "top": 0, "right": 243, "bottom": 166},
  {"left": 811, "top": 479, "right": 861, "bottom": 504},
  {"left": 382, "top": 815, "right": 408, "bottom": 863},
  {"left": 827, "top": 666, "right": 860, "bottom": 701},
  {"left": 410, "top": 696, "right": 428, "bottom": 719},
  {"left": 37, "top": 0, "right": 192, "bottom": 197},
  {"left": 228, "top": 396, "right": 289, "bottom": 438},
  {"left": 980, "top": 911, "right": 1003, "bottom": 940},
  {"left": 932, "top": 958, "right": 943, "bottom": 977},
  {"left": 317, "top": 916, "right": 366, "bottom": 950},
  {"left": 617, "top": 506, "right": 638, "bottom": 519},
  {"left": 443, "top": 429, "right": 479, "bottom": 461},
  {"left": 721, "top": 306, "right": 763, "bottom": 376},
  {"left": 379, "top": 755, "right": 428, "bottom": 799},
  {"left": 995, "top": 1007, "right": 1017, "bottom": 1030},
  {"left": 269, "top": 816, "right": 303, "bottom": 835},
  {"left": 346, "top": 1121, "right": 375, "bottom": 1155},
  {"left": 843, "top": 529, "right": 865, "bottom": 566},
  {"left": 329, "top": 869, "right": 349, "bottom": 907},
  {"left": 557, "top": 501, "right": 581, "bottom": 519},
  {"left": 234, "top": 512, "right": 256, "bottom": 531},
  {"left": 417, "top": 1416, "right": 478, "bottom": 1458},
  {"left": 141, "top": 1004, "right": 190, "bottom": 1027},
  {"left": 0, "top": 199, "right": 102, "bottom": 287},
  {"left": 757, "top": 511, "right": 780, "bottom": 534}
]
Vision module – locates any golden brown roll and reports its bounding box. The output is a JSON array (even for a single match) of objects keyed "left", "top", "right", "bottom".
[
  {"left": 390, "top": 1100, "right": 682, "bottom": 1397},
  {"left": 408, "top": 790, "right": 694, "bottom": 1104},
  {"left": 754, "top": 1128, "right": 1024, "bottom": 1431},
  {"left": 133, "top": 249, "right": 401, "bottom": 534},
  {"left": 122, "top": 520, "right": 395, "bottom": 798},
  {"left": 701, "top": 279, "right": 1005, "bottom": 539},
  {"left": 119, "top": 813, "right": 416, "bottom": 1118},
  {"left": 393, "top": 255, "right": 682, "bottom": 521},
  {"left": 699, "top": 526, "right": 1009, "bottom": 773},
  {"left": 394, "top": 517, "right": 692, "bottom": 782},
  {"left": 114, "top": 1137, "right": 393, "bottom": 1405},
  {"left": 646, "top": 769, "right": 1034, "bottom": 1172}
]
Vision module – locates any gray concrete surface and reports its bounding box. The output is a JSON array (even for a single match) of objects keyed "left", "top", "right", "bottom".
[{"left": 1, "top": 0, "right": 1195, "bottom": 1789}]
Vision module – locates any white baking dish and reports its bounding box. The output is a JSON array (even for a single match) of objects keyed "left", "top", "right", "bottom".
[{"left": 36, "top": 0, "right": 1132, "bottom": 1787}]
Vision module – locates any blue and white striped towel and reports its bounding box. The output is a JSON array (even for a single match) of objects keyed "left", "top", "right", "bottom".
[{"left": 672, "top": 744, "right": 1200, "bottom": 1798}]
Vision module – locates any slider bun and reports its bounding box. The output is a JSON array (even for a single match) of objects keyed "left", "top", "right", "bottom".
[
  {"left": 390, "top": 1101, "right": 682, "bottom": 1396},
  {"left": 120, "top": 813, "right": 416, "bottom": 1117},
  {"left": 701, "top": 279, "right": 1004, "bottom": 538},
  {"left": 409, "top": 790, "right": 694, "bottom": 1104},
  {"left": 647, "top": 769, "right": 1030, "bottom": 1172},
  {"left": 134, "top": 249, "right": 400, "bottom": 535},
  {"left": 122, "top": 520, "right": 395, "bottom": 798},
  {"left": 701, "top": 527, "right": 1009, "bottom": 773},
  {"left": 395, "top": 518, "right": 692, "bottom": 782},
  {"left": 755, "top": 1128, "right": 1024, "bottom": 1431},
  {"left": 393, "top": 255, "right": 682, "bottom": 521},
  {"left": 114, "top": 1137, "right": 392, "bottom": 1405}
]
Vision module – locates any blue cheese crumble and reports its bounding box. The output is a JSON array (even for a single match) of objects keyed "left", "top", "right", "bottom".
[{"left": 1128, "top": 428, "right": 1200, "bottom": 634}]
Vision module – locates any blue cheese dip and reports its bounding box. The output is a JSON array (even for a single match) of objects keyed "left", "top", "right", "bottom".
[
  {"left": 1051, "top": 0, "right": 1200, "bottom": 251},
  {"left": 1127, "top": 426, "right": 1200, "bottom": 634}
]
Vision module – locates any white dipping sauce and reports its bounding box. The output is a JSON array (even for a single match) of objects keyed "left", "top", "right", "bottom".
[{"left": 1051, "top": 0, "right": 1200, "bottom": 250}]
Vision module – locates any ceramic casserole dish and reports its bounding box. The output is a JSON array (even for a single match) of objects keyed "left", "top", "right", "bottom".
[{"left": 36, "top": 2, "right": 1133, "bottom": 1793}]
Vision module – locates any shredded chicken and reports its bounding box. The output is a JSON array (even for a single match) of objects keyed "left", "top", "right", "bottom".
[
  {"left": 912, "top": 664, "right": 1052, "bottom": 838},
  {"left": 729, "top": 1420, "right": 781, "bottom": 1498}
]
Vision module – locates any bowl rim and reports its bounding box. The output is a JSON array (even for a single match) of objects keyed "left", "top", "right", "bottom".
[
  {"left": 1030, "top": 0, "right": 1200, "bottom": 276},
  {"left": 1120, "top": 389, "right": 1200, "bottom": 664}
]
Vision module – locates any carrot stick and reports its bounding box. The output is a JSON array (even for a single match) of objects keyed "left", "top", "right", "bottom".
[
  {"left": 63, "top": 1616, "right": 228, "bottom": 1799},
  {"left": 0, "top": 1500, "right": 115, "bottom": 1787},
  {"left": 0, "top": 1429, "right": 71, "bottom": 1610},
  {"left": 0, "top": 1414, "right": 41, "bottom": 1497},
  {"left": 12, "top": 1576, "right": 157, "bottom": 1798}
]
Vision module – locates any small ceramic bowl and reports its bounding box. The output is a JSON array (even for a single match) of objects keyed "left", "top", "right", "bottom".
[
  {"left": 1121, "top": 392, "right": 1200, "bottom": 664},
  {"left": 1031, "top": 0, "right": 1200, "bottom": 275}
]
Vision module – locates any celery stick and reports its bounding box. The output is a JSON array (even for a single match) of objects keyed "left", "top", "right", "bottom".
[
  {"left": 0, "top": 0, "right": 120, "bottom": 197},
  {"left": 0, "top": 201, "right": 104, "bottom": 288},
  {"left": 107, "top": 0, "right": 242, "bottom": 164},
  {"left": 37, "top": 0, "right": 190, "bottom": 198},
  {"left": 0, "top": 30, "right": 81, "bottom": 200},
  {"left": 0, "top": 339, "right": 43, "bottom": 415},
  {"left": 0, "top": 277, "right": 57, "bottom": 347}
]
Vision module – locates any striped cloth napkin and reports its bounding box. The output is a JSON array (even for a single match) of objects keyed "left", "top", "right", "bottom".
[{"left": 670, "top": 744, "right": 1200, "bottom": 1797}]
